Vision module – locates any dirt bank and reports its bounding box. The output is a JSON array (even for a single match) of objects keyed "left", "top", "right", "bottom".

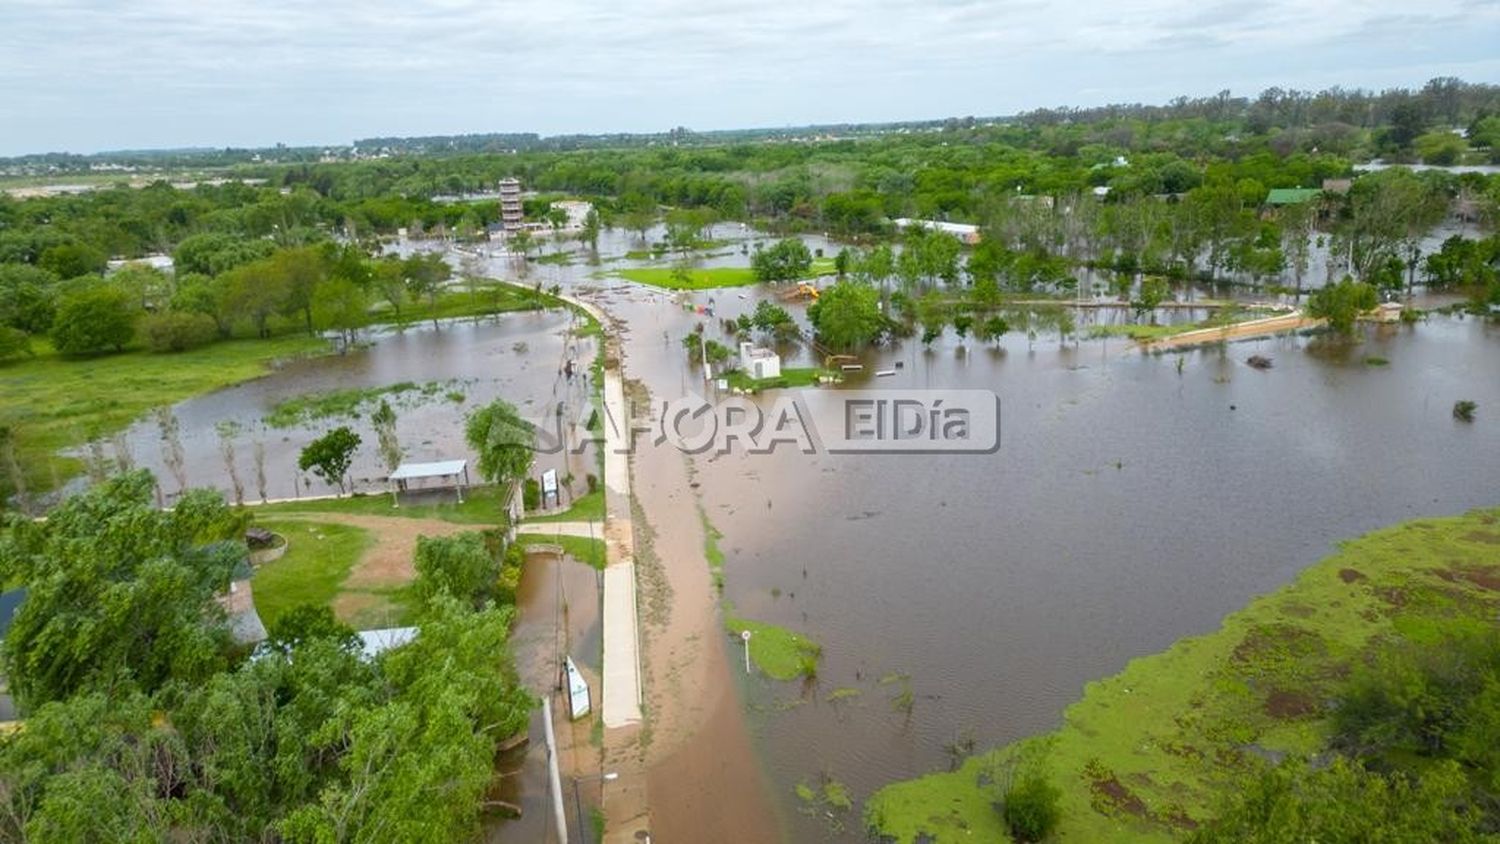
[{"left": 631, "top": 407, "right": 781, "bottom": 842}]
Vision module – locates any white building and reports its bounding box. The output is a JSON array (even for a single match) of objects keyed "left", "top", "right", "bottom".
[
  {"left": 550, "top": 200, "right": 594, "bottom": 231},
  {"left": 739, "top": 342, "right": 781, "bottom": 380},
  {"left": 892, "top": 218, "right": 981, "bottom": 245}
]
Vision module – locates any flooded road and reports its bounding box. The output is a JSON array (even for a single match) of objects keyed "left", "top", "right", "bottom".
[
  {"left": 93, "top": 222, "right": 1500, "bottom": 841},
  {"left": 690, "top": 315, "right": 1500, "bottom": 840},
  {"left": 527, "top": 234, "right": 1500, "bottom": 840}
]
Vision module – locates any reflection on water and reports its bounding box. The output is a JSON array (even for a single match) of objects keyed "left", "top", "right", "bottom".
[
  {"left": 73, "top": 223, "right": 1500, "bottom": 841},
  {"left": 100, "top": 310, "right": 597, "bottom": 502},
  {"left": 569, "top": 252, "right": 1500, "bottom": 841}
]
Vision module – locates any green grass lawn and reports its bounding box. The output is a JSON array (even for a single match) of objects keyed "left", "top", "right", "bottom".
[
  {"left": 252, "top": 485, "right": 511, "bottom": 526},
  {"left": 522, "top": 488, "right": 604, "bottom": 523},
  {"left": 615, "top": 258, "right": 836, "bottom": 290},
  {"left": 723, "top": 611, "right": 822, "bottom": 681},
  {"left": 249, "top": 519, "right": 373, "bottom": 629},
  {"left": 0, "top": 334, "right": 332, "bottom": 493},
  {"left": 1086, "top": 322, "right": 1202, "bottom": 341},
  {"left": 616, "top": 266, "right": 758, "bottom": 289},
  {"left": 515, "top": 533, "right": 607, "bottom": 570},
  {"left": 865, "top": 508, "right": 1500, "bottom": 842},
  {"left": 370, "top": 281, "right": 553, "bottom": 325},
  {"left": 0, "top": 279, "right": 579, "bottom": 499},
  {"left": 724, "top": 367, "right": 832, "bottom": 392}
]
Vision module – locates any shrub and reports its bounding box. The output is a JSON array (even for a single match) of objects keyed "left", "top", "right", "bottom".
[
  {"left": 50, "top": 284, "right": 137, "bottom": 355},
  {"left": 140, "top": 311, "right": 219, "bottom": 352},
  {"left": 0, "top": 326, "right": 31, "bottom": 361},
  {"left": 1002, "top": 772, "right": 1062, "bottom": 842},
  {"left": 413, "top": 532, "right": 499, "bottom": 609},
  {"left": 523, "top": 477, "right": 541, "bottom": 510},
  {"left": 1453, "top": 400, "right": 1477, "bottom": 423}
]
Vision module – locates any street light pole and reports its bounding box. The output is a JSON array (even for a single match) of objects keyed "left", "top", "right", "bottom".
[{"left": 571, "top": 771, "right": 619, "bottom": 844}]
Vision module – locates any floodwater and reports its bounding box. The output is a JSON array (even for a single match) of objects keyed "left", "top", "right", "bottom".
[
  {"left": 495, "top": 550, "right": 603, "bottom": 844},
  {"left": 529, "top": 234, "right": 1500, "bottom": 840},
  {"left": 690, "top": 315, "right": 1500, "bottom": 841},
  {"left": 98, "top": 309, "right": 598, "bottom": 503},
  {"left": 80, "top": 221, "right": 1500, "bottom": 841}
]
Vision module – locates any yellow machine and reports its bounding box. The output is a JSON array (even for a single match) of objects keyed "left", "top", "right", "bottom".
[{"left": 780, "top": 282, "right": 820, "bottom": 302}]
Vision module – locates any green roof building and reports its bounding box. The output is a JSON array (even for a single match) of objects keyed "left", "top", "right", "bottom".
[{"left": 1265, "top": 187, "right": 1322, "bottom": 206}]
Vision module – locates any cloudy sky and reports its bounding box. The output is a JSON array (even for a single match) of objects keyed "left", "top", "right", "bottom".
[{"left": 2, "top": 0, "right": 1498, "bottom": 156}]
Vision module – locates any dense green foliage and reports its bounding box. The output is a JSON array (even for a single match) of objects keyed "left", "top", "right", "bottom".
[
  {"left": 751, "top": 237, "right": 813, "bottom": 282},
  {"left": 0, "top": 473, "right": 535, "bottom": 842},
  {"left": 808, "top": 281, "right": 885, "bottom": 350},
  {"left": 1001, "top": 771, "right": 1063, "bottom": 842},
  {"left": 413, "top": 532, "right": 503, "bottom": 611},
  {"left": 0, "top": 472, "right": 245, "bottom": 708},
  {"left": 1308, "top": 277, "right": 1379, "bottom": 335},
  {"left": 464, "top": 398, "right": 534, "bottom": 486},
  {"left": 298, "top": 425, "right": 362, "bottom": 494}
]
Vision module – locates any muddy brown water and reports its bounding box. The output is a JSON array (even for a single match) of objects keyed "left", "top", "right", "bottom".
[
  {"left": 556, "top": 256, "right": 1500, "bottom": 842},
  {"left": 74, "top": 225, "right": 1500, "bottom": 841},
  {"left": 97, "top": 309, "right": 598, "bottom": 503}
]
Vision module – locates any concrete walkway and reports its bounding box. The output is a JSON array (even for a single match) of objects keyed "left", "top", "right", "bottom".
[
  {"left": 488, "top": 273, "right": 649, "bottom": 843},
  {"left": 1140, "top": 311, "right": 1323, "bottom": 351},
  {"left": 497, "top": 279, "right": 643, "bottom": 726},
  {"left": 515, "top": 520, "right": 602, "bottom": 539}
]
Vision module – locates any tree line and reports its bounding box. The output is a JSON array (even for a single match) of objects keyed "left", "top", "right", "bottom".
[{"left": 0, "top": 470, "right": 534, "bottom": 841}]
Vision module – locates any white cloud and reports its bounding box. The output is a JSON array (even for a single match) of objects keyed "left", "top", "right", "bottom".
[{"left": 0, "top": 0, "right": 1495, "bottom": 153}]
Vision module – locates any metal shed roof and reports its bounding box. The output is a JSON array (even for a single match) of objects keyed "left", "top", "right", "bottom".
[{"left": 388, "top": 459, "right": 468, "bottom": 481}]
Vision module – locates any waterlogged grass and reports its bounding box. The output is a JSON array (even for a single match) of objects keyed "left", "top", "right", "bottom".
[
  {"left": 0, "top": 334, "right": 331, "bottom": 494},
  {"left": 724, "top": 367, "right": 832, "bottom": 393},
  {"left": 522, "top": 488, "right": 604, "bottom": 523},
  {"left": 263, "top": 380, "right": 461, "bottom": 428},
  {"left": 373, "top": 281, "right": 552, "bottom": 325},
  {"left": 250, "top": 519, "right": 373, "bottom": 629},
  {"left": 1, "top": 281, "right": 572, "bottom": 499},
  {"left": 616, "top": 258, "right": 835, "bottom": 290},
  {"left": 617, "top": 266, "right": 758, "bottom": 289},
  {"left": 865, "top": 508, "right": 1500, "bottom": 842},
  {"left": 1088, "top": 309, "right": 1282, "bottom": 343},
  {"left": 1087, "top": 323, "right": 1201, "bottom": 341},
  {"left": 724, "top": 611, "right": 822, "bottom": 681},
  {"left": 516, "top": 533, "right": 607, "bottom": 570},
  {"left": 252, "top": 485, "right": 511, "bottom": 525},
  {"left": 702, "top": 512, "right": 726, "bottom": 592}
]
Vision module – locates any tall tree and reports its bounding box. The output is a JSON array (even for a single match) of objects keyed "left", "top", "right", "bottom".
[
  {"left": 464, "top": 399, "right": 534, "bottom": 487},
  {"left": 298, "top": 427, "right": 361, "bottom": 495},
  {"left": 0, "top": 472, "right": 240, "bottom": 709}
]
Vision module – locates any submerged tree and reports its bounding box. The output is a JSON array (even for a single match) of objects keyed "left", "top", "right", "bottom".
[
  {"left": 1308, "top": 276, "right": 1378, "bottom": 337},
  {"left": 808, "top": 281, "right": 884, "bottom": 351},
  {"left": 153, "top": 406, "right": 188, "bottom": 496},
  {"left": 371, "top": 399, "right": 403, "bottom": 475},
  {"left": 298, "top": 427, "right": 361, "bottom": 495},
  {"left": 464, "top": 399, "right": 534, "bottom": 487},
  {"left": 216, "top": 421, "right": 244, "bottom": 505}
]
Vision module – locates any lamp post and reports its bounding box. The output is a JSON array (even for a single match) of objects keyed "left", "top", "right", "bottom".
[{"left": 572, "top": 771, "right": 618, "bottom": 844}]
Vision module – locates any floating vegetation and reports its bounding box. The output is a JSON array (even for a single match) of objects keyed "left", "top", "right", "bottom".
[
  {"left": 263, "top": 380, "right": 466, "bottom": 428},
  {"left": 826, "top": 687, "right": 862, "bottom": 703}
]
